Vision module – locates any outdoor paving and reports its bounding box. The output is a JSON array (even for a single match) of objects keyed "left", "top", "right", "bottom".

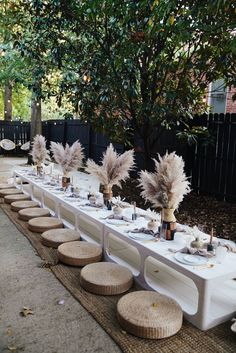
[
  {"left": 0, "top": 156, "right": 27, "bottom": 181},
  {"left": 0, "top": 157, "right": 121, "bottom": 353}
]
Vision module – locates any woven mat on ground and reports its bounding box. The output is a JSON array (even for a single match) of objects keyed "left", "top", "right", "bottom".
[{"left": 1, "top": 201, "right": 236, "bottom": 353}]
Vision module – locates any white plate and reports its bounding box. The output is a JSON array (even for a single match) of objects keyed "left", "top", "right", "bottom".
[
  {"left": 174, "top": 252, "right": 207, "bottom": 266},
  {"left": 63, "top": 197, "right": 78, "bottom": 202},
  {"left": 53, "top": 190, "right": 64, "bottom": 194},
  {"left": 184, "top": 255, "right": 202, "bottom": 264},
  {"left": 79, "top": 205, "right": 101, "bottom": 211},
  {"left": 128, "top": 232, "right": 154, "bottom": 241},
  {"left": 106, "top": 219, "right": 129, "bottom": 226}
]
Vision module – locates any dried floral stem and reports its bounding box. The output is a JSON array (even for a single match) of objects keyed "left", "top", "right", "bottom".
[
  {"left": 139, "top": 152, "right": 190, "bottom": 210},
  {"left": 50, "top": 140, "right": 84, "bottom": 175},
  {"left": 30, "top": 134, "right": 50, "bottom": 165},
  {"left": 86, "top": 144, "right": 135, "bottom": 187}
]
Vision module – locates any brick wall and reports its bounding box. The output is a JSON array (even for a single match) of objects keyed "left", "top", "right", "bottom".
[{"left": 226, "top": 87, "right": 236, "bottom": 113}]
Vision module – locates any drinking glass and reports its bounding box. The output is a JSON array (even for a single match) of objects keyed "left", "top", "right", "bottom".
[{"left": 215, "top": 246, "right": 227, "bottom": 264}]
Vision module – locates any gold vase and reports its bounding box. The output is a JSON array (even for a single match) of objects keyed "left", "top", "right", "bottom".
[
  {"left": 161, "top": 208, "right": 176, "bottom": 241},
  {"left": 103, "top": 184, "right": 113, "bottom": 203},
  {"left": 36, "top": 164, "right": 43, "bottom": 176}
]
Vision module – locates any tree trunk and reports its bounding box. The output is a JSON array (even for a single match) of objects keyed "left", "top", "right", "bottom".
[
  {"left": 30, "top": 97, "right": 42, "bottom": 139},
  {"left": 143, "top": 136, "right": 154, "bottom": 171},
  {"left": 28, "top": 97, "right": 42, "bottom": 164},
  {"left": 4, "top": 83, "right": 12, "bottom": 121}
]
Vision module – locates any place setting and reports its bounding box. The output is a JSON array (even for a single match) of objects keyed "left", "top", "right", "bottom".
[{"left": 169, "top": 225, "right": 236, "bottom": 268}]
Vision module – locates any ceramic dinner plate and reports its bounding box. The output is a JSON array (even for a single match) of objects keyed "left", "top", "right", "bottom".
[
  {"left": 79, "top": 205, "right": 100, "bottom": 211},
  {"left": 106, "top": 219, "right": 129, "bottom": 226},
  {"left": 63, "top": 197, "right": 78, "bottom": 202},
  {"left": 128, "top": 232, "right": 154, "bottom": 241},
  {"left": 174, "top": 252, "right": 207, "bottom": 266}
]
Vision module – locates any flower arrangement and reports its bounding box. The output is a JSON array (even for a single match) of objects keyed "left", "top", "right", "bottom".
[
  {"left": 30, "top": 134, "right": 50, "bottom": 167},
  {"left": 111, "top": 196, "right": 126, "bottom": 206},
  {"left": 50, "top": 140, "right": 84, "bottom": 186},
  {"left": 86, "top": 144, "right": 135, "bottom": 187},
  {"left": 145, "top": 208, "right": 161, "bottom": 222},
  {"left": 139, "top": 152, "right": 190, "bottom": 209},
  {"left": 139, "top": 152, "right": 190, "bottom": 240},
  {"left": 86, "top": 144, "right": 135, "bottom": 201}
]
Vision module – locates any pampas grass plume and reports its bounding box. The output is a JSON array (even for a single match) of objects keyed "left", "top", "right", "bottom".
[
  {"left": 30, "top": 134, "right": 50, "bottom": 165},
  {"left": 86, "top": 144, "right": 135, "bottom": 187},
  {"left": 139, "top": 152, "right": 190, "bottom": 209},
  {"left": 50, "top": 140, "right": 84, "bottom": 175}
]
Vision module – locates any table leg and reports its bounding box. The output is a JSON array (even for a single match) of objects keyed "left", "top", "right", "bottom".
[
  {"left": 185, "top": 280, "right": 212, "bottom": 331},
  {"left": 55, "top": 201, "right": 61, "bottom": 219}
]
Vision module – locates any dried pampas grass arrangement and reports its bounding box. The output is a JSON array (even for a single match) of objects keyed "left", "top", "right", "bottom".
[
  {"left": 139, "top": 152, "right": 190, "bottom": 210},
  {"left": 86, "top": 144, "right": 135, "bottom": 187},
  {"left": 30, "top": 134, "right": 50, "bottom": 165},
  {"left": 50, "top": 140, "right": 84, "bottom": 175}
]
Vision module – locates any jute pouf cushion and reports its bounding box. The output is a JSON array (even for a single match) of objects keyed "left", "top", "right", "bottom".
[
  {"left": 58, "top": 241, "right": 102, "bottom": 267},
  {"left": 28, "top": 217, "right": 64, "bottom": 233},
  {"left": 11, "top": 200, "right": 39, "bottom": 212},
  {"left": 80, "top": 262, "right": 133, "bottom": 295},
  {"left": 0, "top": 183, "right": 15, "bottom": 190},
  {"left": 0, "top": 188, "right": 23, "bottom": 197},
  {"left": 41, "top": 229, "right": 81, "bottom": 248},
  {"left": 231, "top": 320, "right": 236, "bottom": 333},
  {"left": 117, "top": 291, "right": 183, "bottom": 339},
  {"left": 4, "top": 193, "right": 31, "bottom": 204},
  {"left": 19, "top": 208, "right": 51, "bottom": 221}
]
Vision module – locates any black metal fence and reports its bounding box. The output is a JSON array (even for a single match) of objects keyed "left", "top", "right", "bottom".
[{"left": 0, "top": 114, "right": 235, "bottom": 201}]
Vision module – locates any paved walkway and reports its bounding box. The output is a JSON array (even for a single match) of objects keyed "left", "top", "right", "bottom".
[{"left": 0, "top": 158, "right": 121, "bottom": 353}]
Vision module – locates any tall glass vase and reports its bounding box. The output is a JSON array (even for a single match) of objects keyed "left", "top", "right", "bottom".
[
  {"left": 62, "top": 173, "right": 70, "bottom": 189},
  {"left": 161, "top": 208, "right": 176, "bottom": 241},
  {"left": 36, "top": 163, "right": 43, "bottom": 176}
]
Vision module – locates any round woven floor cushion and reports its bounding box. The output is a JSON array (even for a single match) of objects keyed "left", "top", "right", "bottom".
[
  {"left": 4, "top": 193, "right": 31, "bottom": 204},
  {"left": 117, "top": 291, "right": 183, "bottom": 339},
  {"left": 28, "top": 217, "right": 64, "bottom": 233},
  {"left": 58, "top": 241, "right": 102, "bottom": 267},
  {"left": 0, "top": 188, "right": 23, "bottom": 197},
  {"left": 11, "top": 200, "right": 39, "bottom": 212},
  {"left": 80, "top": 262, "right": 133, "bottom": 295},
  {"left": 41, "top": 229, "right": 81, "bottom": 248},
  {"left": 0, "top": 183, "right": 15, "bottom": 190},
  {"left": 19, "top": 208, "right": 51, "bottom": 221}
]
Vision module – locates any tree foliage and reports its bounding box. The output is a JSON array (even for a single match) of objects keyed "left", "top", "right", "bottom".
[{"left": 1, "top": 0, "right": 236, "bottom": 160}]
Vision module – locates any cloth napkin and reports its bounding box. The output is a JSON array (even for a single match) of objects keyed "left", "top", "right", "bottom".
[
  {"left": 103, "top": 215, "right": 131, "bottom": 222},
  {"left": 169, "top": 246, "right": 214, "bottom": 258},
  {"left": 220, "top": 243, "right": 236, "bottom": 253},
  {"left": 67, "top": 193, "right": 80, "bottom": 198},
  {"left": 129, "top": 227, "right": 159, "bottom": 236}
]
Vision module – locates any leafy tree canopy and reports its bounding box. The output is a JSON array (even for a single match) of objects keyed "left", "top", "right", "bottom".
[{"left": 2, "top": 0, "right": 236, "bottom": 157}]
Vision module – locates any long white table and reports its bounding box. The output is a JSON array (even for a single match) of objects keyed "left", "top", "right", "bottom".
[{"left": 13, "top": 169, "right": 236, "bottom": 330}]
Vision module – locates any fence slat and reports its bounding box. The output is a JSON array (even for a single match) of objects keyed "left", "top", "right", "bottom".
[{"left": 0, "top": 115, "right": 235, "bottom": 201}]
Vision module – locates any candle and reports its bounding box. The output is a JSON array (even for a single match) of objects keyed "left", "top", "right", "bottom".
[
  {"left": 132, "top": 201, "right": 137, "bottom": 220},
  {"left": 210, "top": 227, "right": 214, "bottom": 244}
]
